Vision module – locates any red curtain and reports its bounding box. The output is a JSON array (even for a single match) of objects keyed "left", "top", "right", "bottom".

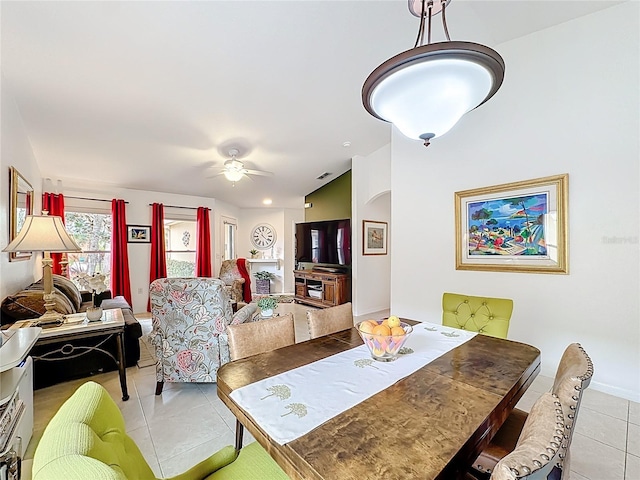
[
  {"left": 237, "top": 258, "right": 252, "bottom": 303},
  {"left": 111, "top": 199, "right": 132, "bottom": 305},
  {"left": 42, "top": 193, "right": 66, "bottom": 276},
  {"left": 196, "top": 207, "right": 212, "bottom": 277},
  {"left": 148, "top": 203, "right": 167, "bottom": 311}
]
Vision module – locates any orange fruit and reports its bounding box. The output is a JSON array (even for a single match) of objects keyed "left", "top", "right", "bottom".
[
  {"left": 381, "top": 319, "right": 389, "bottom": 327},
  {"left": 359, "top": 322, "right": 375, "bottom": 334},
  {"left": 372, "top": 324, "right": 391, "bottom": 336},
  {"left": 390, "top": 326, "right": 406, "bottom": 337}
]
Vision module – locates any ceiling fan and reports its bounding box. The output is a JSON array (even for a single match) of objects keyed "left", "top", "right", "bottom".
[{"left": 218, "top": 148, "right": 274, "bottom": 184}]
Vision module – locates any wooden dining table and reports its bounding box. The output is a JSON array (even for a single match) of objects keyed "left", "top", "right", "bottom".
[{"left": 216, "top": 320, "right": 540, "bottom": 480}]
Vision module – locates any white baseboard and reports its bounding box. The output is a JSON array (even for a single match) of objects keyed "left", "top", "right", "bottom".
[{"left": 589, "top": 380, "right": 640, "bottom": 403}]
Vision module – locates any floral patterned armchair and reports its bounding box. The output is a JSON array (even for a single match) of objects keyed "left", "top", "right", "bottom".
[{"left": 149, "top": 277, "right": 258, "bottom": 395}]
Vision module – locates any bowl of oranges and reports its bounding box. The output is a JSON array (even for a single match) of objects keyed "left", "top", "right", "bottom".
[{"left": 356, "top": 315, "right": 413, "bottom": 362}]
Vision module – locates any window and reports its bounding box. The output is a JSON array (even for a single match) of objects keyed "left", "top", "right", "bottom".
[
  {"left": 165, "top": 219, "right": 196, "bottom": 277},
  {"left": 65, "top": 211, "right": 112, "bottom": 286},
  {"left": 222, "top": 217, "right": 237, "bottom": 260}
]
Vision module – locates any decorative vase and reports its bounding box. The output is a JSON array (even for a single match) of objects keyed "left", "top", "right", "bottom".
[
  {"left": 86, "top": 306, "right": 103, "bottom": 322},
  {"left": 261, "top": 308, "right": 274, "bottom": 318}
]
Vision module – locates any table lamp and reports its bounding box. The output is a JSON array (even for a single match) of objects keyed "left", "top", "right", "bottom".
[{"left": 3, "top": 212, "right": 81, "bottom": 322}]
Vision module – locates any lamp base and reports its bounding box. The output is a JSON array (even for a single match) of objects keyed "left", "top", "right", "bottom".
[{"left": 37, "top": 309, "right": 65, "bottom": 328}]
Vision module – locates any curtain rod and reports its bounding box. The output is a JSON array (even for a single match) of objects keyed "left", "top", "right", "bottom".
[
  {"left": 149, "top": 204, "right": 209, "bottom": 211},
  {"left": 65, "top": 196, "right": 129, "bottom": 204}
]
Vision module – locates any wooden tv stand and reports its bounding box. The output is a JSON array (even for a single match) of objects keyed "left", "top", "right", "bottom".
[{"left": 294, "top": 270, "right": 350, "bottom": 308}]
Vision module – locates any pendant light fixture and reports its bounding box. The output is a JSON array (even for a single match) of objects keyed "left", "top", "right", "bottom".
[{"left": 362, "top": 0, "right": 505, "bottom": 147}]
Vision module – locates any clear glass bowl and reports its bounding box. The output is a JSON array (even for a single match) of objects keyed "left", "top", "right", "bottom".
[{"left": 356, "top": 320, "right": 413, "bottom": 362}]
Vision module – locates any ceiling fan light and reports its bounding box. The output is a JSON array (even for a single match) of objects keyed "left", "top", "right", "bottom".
[{"left": 224, "top": 170, "right": 244, "bottom": 182}]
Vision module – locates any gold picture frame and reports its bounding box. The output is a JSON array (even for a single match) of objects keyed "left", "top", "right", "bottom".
[
  {"left": 455, "top": 174, "right": 568, "bottom": 274},
  {"left": 9, "top": 167, "right": 34, "bottom": 261}
]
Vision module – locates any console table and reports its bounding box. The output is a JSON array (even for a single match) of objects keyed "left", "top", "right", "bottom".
[
  {"left": 294, "top": 270, "right": 350, "bottom": 308},
  {"left": 10, "top": 309, "right": 129, "bottom": 401}
]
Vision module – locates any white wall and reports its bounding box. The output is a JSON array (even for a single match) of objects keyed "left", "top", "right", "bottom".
[
  {"left": 238, "top": 209, "right": 287, "bottom": 294},
  {"left": 352, "top": 145, "right": 392, "bottom": 316},
  {"left": 0, "top": 75, "right": 42, "bottom": 300},
  {"left": 390, "top": 3, "right": 639, "bottom": 401},
  {"left": 60, "top": 182, "right": 221, "bottom": 314},
  {"left": 212, "top": 199, "right": 241, "bottom": 275}
]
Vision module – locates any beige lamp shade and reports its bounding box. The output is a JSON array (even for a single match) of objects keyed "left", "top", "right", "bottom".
[{"left": 3, "top": 214, "right": 81, "bottom": 253}]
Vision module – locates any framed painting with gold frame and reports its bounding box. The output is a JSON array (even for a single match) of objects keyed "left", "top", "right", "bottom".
[
  {"left": 455, "top": 174, "right": 568, "bottom": 274},
  {"left": 9, "top": 166, "right": 34, "bottom": 261}
]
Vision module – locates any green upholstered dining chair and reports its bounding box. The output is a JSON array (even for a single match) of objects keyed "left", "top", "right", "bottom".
[
  {"left": 471, "top": 343, "right": 594, "bottom": 480},
  {"left": 442, "top": 292, "right": 513, "bottom": 338},
  {"left": 489, "top": 392, "right": 565, "bottom": 480},
  {"left": 32, "top": 381, "right": 289, "bottom": 480}
]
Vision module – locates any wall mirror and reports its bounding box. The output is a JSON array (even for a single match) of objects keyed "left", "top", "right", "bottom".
[{"left": 9, "top": 166, "right": 34, "bottom": 261}]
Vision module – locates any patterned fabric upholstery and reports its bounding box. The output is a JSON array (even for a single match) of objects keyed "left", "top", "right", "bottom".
[
  {"left": 150, "top": 278, "right": 258, "bottom": 388},
  {"left": 219, "top": 260, "right": 246, "bottom": 303},
  {"left": 442, "top": 292, "right": 513, "bottom": 339}
]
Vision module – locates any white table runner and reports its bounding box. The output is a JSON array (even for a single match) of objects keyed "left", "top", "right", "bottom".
[{"left": 229, "top": 321, "right": 476, "bottom": 445}]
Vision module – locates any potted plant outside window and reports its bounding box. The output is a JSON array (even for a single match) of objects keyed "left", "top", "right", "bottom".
[
  {"left": 257, "top": 296, "right": 278, "bottom": 317},
  {"left": 254, "top": 271, "right": 275, "bottom": 294}
]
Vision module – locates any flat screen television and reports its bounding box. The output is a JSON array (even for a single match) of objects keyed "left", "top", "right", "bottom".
[{"left": 295, "top": 219, "right": 351, "bottom": 267}]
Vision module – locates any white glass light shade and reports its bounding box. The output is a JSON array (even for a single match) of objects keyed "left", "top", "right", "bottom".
[
  {"left": 223, "top": 170, "right": 244, "bottom": 182},
  {"left": 370, "top": 59, "right": 491, "bottom": 140},
  {"left": 363, "top": 41, "right": 505, "bottom": 145},
  {"left": 3, "top": 215, "right": 81, "bottom": 253}
]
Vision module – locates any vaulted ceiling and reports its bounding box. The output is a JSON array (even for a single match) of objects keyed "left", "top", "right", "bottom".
[{"left": 1, "top": 1, "right": 623, "bottom": 208}]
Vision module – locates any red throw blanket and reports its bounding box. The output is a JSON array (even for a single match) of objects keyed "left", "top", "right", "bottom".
[{"left": 236, "top": 258, "right": 252, "bottom": 303}]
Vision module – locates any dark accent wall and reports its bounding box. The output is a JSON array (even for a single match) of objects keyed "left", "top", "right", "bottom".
[{"left": 304, "top": 171, "right": 351, "bottom": 222}]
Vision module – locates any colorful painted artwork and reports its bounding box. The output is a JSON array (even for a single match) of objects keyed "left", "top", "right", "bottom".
[
  {"left": 455, "top": 174, "right": 568, "bottom": 274},
  {"left": 467, "top": 193, "right": 548, "bottom": 257}
]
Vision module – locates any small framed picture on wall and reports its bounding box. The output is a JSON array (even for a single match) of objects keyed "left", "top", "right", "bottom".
[
  {"left": 363, "top": 220, "right": 388, "bottom": 255},
  {"left": 127, "top": 225, "right": 151, "bottom": 243}
]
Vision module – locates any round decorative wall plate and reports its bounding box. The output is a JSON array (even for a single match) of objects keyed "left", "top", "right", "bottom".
[{"left": 251, "top": 223, "right": 276, "bottom": 249}]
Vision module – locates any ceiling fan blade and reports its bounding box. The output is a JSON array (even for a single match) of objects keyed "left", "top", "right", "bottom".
[
  {"left": 244, "top": 168, "right": 274, "bottom": 177},
  {"left": 206, "top": 172, "right": 225, "bottom": 179}
]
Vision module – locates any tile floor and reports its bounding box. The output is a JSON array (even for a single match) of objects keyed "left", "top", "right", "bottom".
[{"left": 23, "top": 304, "right": 639, "bottom": 479}]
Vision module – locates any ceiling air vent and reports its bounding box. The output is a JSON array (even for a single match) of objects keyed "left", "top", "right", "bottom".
[{"left": 316, "top": 172, "right": 332, "bottom": 180}]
